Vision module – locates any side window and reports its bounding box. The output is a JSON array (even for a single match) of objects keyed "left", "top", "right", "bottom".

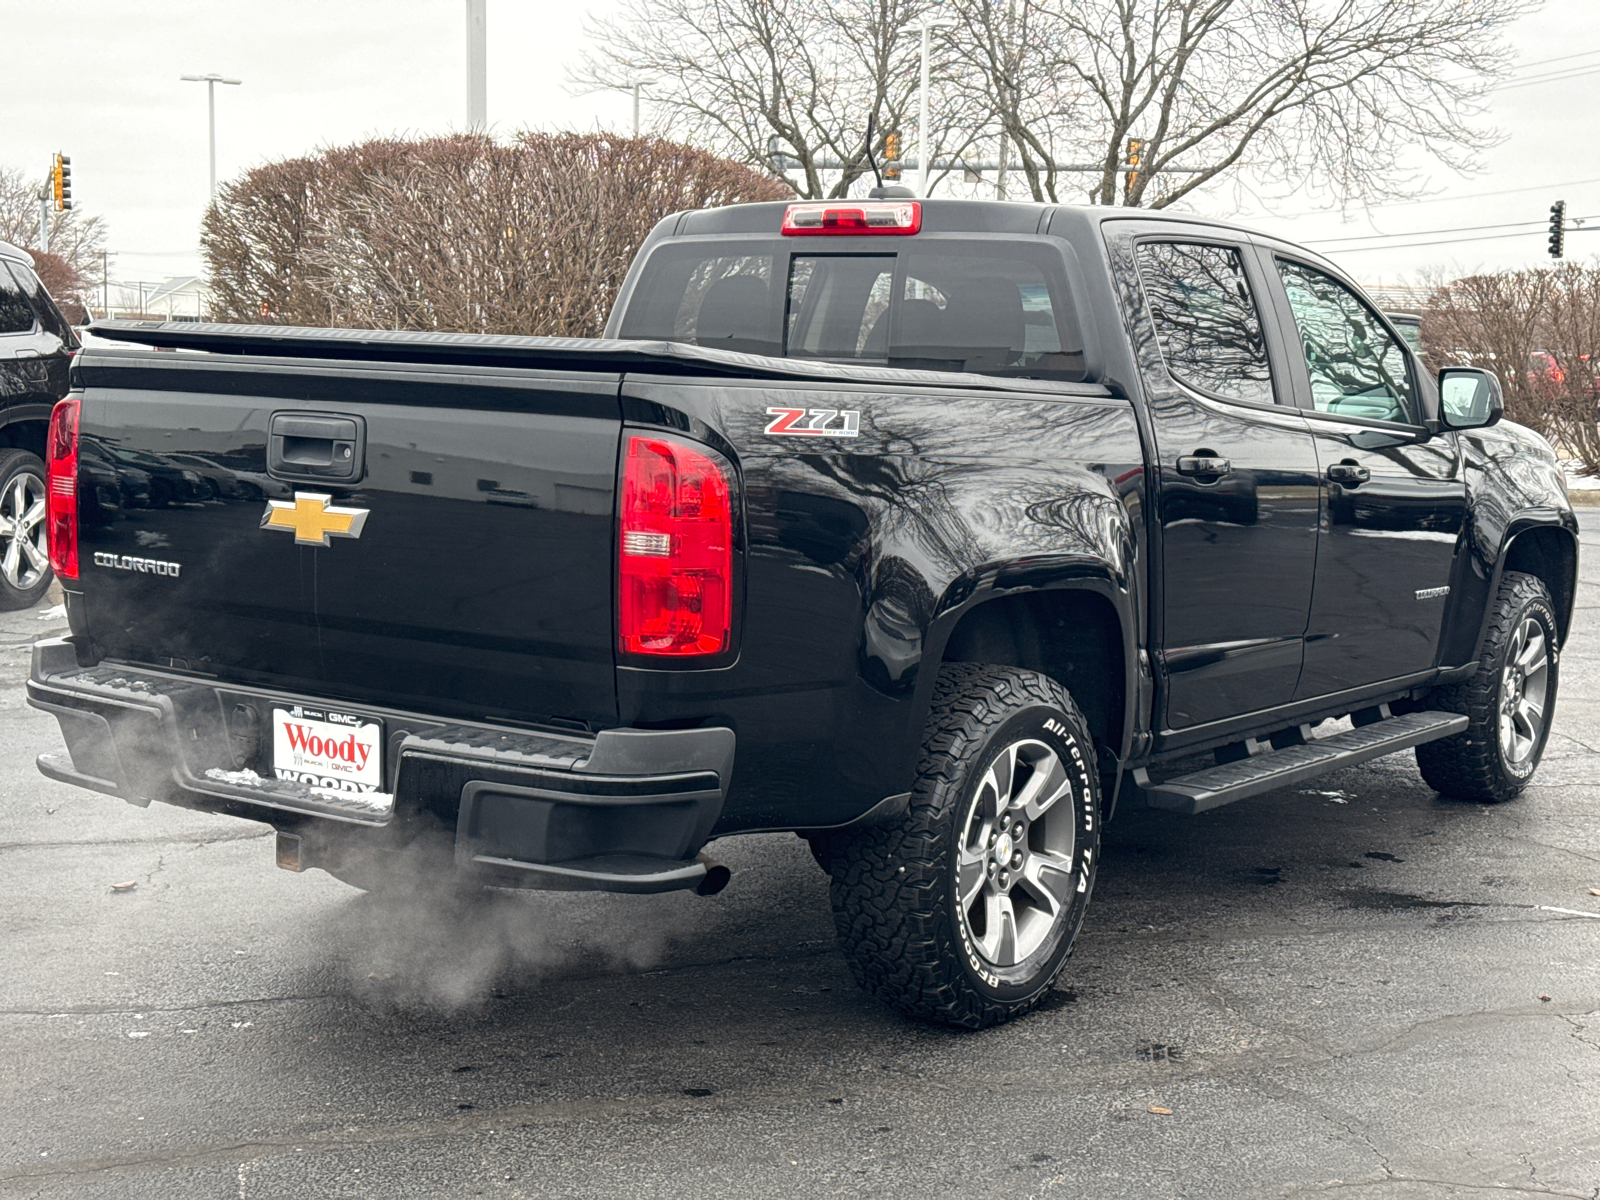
[
  {"left": 1275, "top": 259, "right": 1416, "bottom": 424},
  {"left": 1134, "top": 241, "right": 1275, "bottom": 405},
  {"left": 0, "top": 263, "right": 35, "bottom": 335}
]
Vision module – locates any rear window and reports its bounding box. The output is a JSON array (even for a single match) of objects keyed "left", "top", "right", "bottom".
[
  {"left": 2, "top": 260, "right": 76, "bottom": 344},
  {"left": 620, "top": 239, "right": 1085, "bottom": 380},
  {"left": 0, "top": 262, "right": 34, "bottom": 334}
]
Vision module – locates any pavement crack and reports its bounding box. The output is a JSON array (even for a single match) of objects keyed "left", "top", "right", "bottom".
[
  {"left": 0, "top": 994, "right": 338, "bottom": 1017},
  {"left": 0, "top": 830, "right": 271, "bottom": 853}
]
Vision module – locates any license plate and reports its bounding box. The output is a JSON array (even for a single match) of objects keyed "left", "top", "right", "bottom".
[{"left": 271, "top": 704, "right": 384, "bottom": 795}]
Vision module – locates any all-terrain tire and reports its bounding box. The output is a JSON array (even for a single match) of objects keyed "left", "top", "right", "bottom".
[
  {"left": 827, "top": 663, "right": 1100, "bottom": 1029},
  {"left": 1416, "top": 571, "right": 1559, "bottom": 803},
  {"left": 0, "top": 449, "right": 53, "bottom": 611}
]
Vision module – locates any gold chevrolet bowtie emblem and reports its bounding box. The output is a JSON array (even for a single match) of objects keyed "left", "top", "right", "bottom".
[{"left": 261, "top": 492, "right": 370, "bottom": 547}]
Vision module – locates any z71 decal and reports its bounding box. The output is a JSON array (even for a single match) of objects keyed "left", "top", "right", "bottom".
[{"left": 765, "top": 407, "right": 861, "bottom": 437}]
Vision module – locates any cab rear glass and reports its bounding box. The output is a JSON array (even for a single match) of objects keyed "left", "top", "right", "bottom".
[{"left": 618, "top": 239, "right": 1087, "bottom": 381}]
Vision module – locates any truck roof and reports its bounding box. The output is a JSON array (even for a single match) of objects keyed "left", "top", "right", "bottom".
[{"left": 667, "top": 198, "right": 1342, "bottom": 274}]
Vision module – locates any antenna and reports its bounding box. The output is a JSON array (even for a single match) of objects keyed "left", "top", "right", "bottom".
[{"left": 864, "top": 112, "right": 884, "bottom": 190}]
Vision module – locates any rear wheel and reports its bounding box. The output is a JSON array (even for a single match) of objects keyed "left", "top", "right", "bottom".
[
  {"left": 0, "top": 449, "right": 52, "bottom": 611},
  {"left": 827, "top": 664, "right": 1100, "bottom": 1029},
  {"left": 1417, "top": 571, "right": 1559, "bottom": 803}
]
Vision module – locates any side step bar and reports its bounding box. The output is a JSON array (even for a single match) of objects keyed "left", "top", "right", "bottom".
[{"left": 1133, "top": 710, "right": 1469, "bottom": 815}]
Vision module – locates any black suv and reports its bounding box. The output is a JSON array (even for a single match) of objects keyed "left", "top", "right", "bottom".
[{"left": 0, "top": 239, "right": 77, "bottom": 608}]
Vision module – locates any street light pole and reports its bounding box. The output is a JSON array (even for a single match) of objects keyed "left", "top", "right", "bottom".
[
  {"left": 180, "top": 74, "right": 243, "bottom": 200},
  {"left": 916, "top": 6, "right": 957, "bottom": 199},
  {"left": 465, "top": 0, "right": 487, "bottom": 129}
]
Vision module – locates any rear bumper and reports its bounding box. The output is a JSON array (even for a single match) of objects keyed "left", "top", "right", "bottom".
[{"left": 27, "top": 637, "right": 736, "bottom": 894}]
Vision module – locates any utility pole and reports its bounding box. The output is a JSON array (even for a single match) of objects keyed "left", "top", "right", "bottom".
[
  {"left": 916, "top": 4, "right": 957, "bottom": 198},
  {"left": 180, "top": 74, "right": 243, "bottom": 200},
  {"left": 632, "top": 81, "right": 644, "bottom": 137},
  {"left": 101, "top": 250, "right": 108, "bottom": 318},
  {"left": 465, "top": 0, "right": 487, "bottom": 129}
]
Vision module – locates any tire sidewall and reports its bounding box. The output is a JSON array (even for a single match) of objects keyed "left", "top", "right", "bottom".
[
  {"left": 0, "top": 451, "right": 52, "bottom": 610},
  {"left": 1491, "top": 590, "right": 1559, "bottom": 786},
  {"left": 944, "top": 702, "right": 1099, "bottom": 1003}
]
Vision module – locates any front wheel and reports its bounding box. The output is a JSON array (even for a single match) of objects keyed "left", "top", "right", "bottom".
[
  {"left": 827, "top": 664, "right": 1100, "bottom": 1029},
  {"left": 0, "top": 449, "right": 53, "bottom": 611},
  {"left": 1417, "top": 571, "right": 1560, "bottom": 803}
]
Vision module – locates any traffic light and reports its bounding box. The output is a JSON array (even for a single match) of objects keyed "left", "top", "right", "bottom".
[
  {"left": 884, "top": 132, "right": 901, "bottom": 180},
  {"left": 1125, "top": 138, "right": 1143, "bottom": 201},
  {"left": 51, "top": 153, "right": 72, "bottom": 212},
  {"left": 1549, "top": 200, "right": 1566, "bottom": 259}
]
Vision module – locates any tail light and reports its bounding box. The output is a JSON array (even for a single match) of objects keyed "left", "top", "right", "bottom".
[
  {"left": 46, "top": 397, "right": 80, "bottom": 580},
  {"left": 619, "top": 435, "right": 734, "bottom": 657},
  {"left": 782, "top": 200, "right": 921, "bottom": 236}
]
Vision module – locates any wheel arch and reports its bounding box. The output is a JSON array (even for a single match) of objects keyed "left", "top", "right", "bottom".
[
  {"left": 1498, "top": 522, "right": 1578, "bottom": 645},
  {"left": 926, "top": 578, "right": 1134, "bottom": 774},
  {"left": 0, "top": 415, "right": 49, "bottom": 462}
]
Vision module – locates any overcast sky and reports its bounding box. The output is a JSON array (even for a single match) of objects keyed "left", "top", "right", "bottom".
[{"left": 5, "top": 0, "right": 1600, "bottom": 292}]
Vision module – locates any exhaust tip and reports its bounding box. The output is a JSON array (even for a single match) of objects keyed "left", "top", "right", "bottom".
[
  {"left": 694, "top": 857, "right": 731, "bottom": 896},
  {"left": 275, "top": 831, "right": 305, "bottom": 872}
]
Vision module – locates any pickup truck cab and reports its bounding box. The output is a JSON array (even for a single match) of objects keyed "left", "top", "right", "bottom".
[{"left": 30, "top": 199, "right": 1577, "bottom": 1027}]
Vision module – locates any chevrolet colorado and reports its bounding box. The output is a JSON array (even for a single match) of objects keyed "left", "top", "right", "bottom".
[{"left": 30, "top": 198, "right": 1577, "bottom": 1027}]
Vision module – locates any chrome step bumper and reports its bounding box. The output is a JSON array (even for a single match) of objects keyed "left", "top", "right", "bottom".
[{"left": 27, "top": 637, "right": 736, "bottom": 894}]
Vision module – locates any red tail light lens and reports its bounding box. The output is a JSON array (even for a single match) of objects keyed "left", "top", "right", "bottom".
[
  {"left": 46, "top": 397, "right": 80, "bottom": 580},
  {"left": 619, "top": 435, "right": 734, "bottom": 657},
  {"left": 782, "top": 200, "right": 921, "bottom": 236}
]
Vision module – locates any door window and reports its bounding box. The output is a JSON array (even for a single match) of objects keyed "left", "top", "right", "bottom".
[
  {"left": 0, "top": 263, "right": 35, "bottom": 334},
  {"left": 1275, "top": 259, "right": 1416, "bottom": 424},
  {"left": 1134, "top": 241, "right": 1275, "bottom": 405}
]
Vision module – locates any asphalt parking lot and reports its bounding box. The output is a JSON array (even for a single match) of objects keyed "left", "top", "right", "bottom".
[{"left": 2, "top": 510, "right": 1597, "bottom": 1200}]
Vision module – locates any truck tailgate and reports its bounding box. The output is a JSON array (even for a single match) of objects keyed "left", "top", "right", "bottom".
[{"left": 72, "top": 355, "right": 622, "bottom": 729}]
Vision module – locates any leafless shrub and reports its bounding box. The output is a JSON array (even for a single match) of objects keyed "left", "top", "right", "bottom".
[
  {"left": 1423, "top": 264, "right": 1600, "bottom": 476},
  {"left": 1540, "top": 266, "right": 1600, "bottom": 477},
  {"left": 202, "top": 133, "right": 789, "bottom": 335}
]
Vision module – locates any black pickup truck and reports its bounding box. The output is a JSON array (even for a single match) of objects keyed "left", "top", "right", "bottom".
[{"left": 30, "top": 199, "right": 1577, "bottom": 1028}]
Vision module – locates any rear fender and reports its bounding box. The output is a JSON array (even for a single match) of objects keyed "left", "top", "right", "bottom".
[{"left": 918, "top": 555, "right": 1139, "bottom": 771}]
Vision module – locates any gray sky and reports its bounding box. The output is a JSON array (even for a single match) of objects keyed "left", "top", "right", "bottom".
[{"left": 5, "top": 0, "right": 1599, "bottom": 292}]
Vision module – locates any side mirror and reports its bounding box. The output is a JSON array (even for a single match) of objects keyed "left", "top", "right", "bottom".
[{"left": 1438, "top": 366, "right": 1503, "bottom": 430}]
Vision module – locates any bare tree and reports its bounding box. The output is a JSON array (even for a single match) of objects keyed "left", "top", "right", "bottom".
[
  {"left": 0, "top": 165, "right": 107, "bottom": 295},
  {"left": 580, "top": 0, "right": 1532, "bottom": 209},
  {"left": 574, "top": 0, "right": 976, "bottom": 199},
  {"left": 202, "top": 133, "right": 789, "bottom": 336},
  {"left": 957, "top": 0, "right": 1535, "bottom": 206}
]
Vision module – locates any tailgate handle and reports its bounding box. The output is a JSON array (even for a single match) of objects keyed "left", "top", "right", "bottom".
[{"left": 268, "top": 412, "right": 365, "bottom": 482}]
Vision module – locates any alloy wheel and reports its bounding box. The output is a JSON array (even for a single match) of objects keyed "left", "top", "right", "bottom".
[
  {"left": 0, "top": 470, "right": 48, "bottom": 592},
  {"left": 955, "top": 737, "right": 1079, "bottom": 968},
  {"left": 1498, "top": 616, "right": 1549, "bottom": 767}
]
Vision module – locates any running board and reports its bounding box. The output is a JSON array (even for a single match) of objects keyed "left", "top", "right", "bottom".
[{"left": 1134, "top": 710, "right": 1468, "bottom": 815}]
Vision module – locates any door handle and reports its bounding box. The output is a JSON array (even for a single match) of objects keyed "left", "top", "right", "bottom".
[
  {"left": 1327, "top": 461, "right": 1370, "bottom": 486},
  {"left": 267, "top": 412, "right": 366, "bottom": 482},
  {"left": 1176, "top": 455, "right": 1230, "bottom": 476}
]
